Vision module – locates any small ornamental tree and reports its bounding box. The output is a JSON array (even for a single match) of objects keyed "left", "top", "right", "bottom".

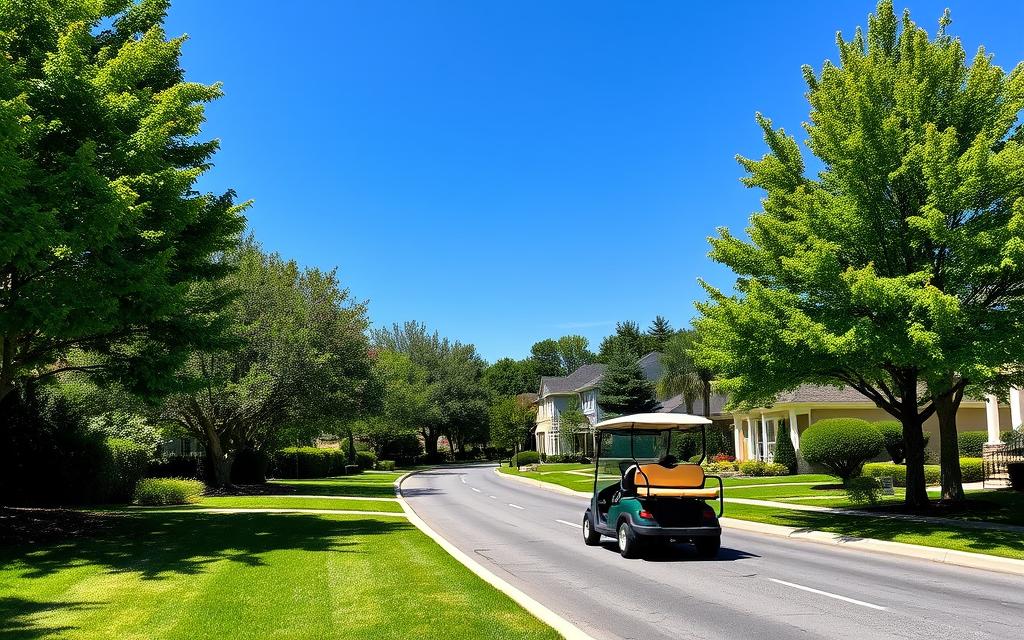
[
  {"left": 800, "top": 419, "right": 884, "bottom": 482},
  {"left": 597, "top": 349, "right": 659, "bottom": 416},
  {"left": 773, "top": 421, "right": 798, "bottom": 475}
]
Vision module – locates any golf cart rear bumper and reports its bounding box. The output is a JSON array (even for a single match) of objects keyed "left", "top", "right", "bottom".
[{"left": 632, "top": 524, "right": 721, "bottom": 537}]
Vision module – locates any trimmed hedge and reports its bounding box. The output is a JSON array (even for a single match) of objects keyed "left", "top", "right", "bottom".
[
  {"left": 738, "top": 460, "right": 789, "bottom": 477},
  {"left": 958, "top": 431, "right": 989, "bottom": 458},
  {"left": 104, "top": 438, "right": 150, "bottom": 503},
  {"left": 355, "top": 450, "right": 377, "bottom": 471},
  {"left": 511, "top": 450, "right": 540, "bottom": 467},
  {"left": 800, "top": 418, "right": 883, "bottom": 481},
  {"left": 134, "top": 478, "right": 204, "bottom": 505},
  {"left": 273, "top": 447, "right": 347, "bottom": 478},
  {"left": 378, "top": 459, "right": 396, "bottom": 471},
  {"left": 959, "top": 457, "right": 984, "bottom": 483},
  {"left": 862, "top": 462, "right": 940, "bottom": 487}
]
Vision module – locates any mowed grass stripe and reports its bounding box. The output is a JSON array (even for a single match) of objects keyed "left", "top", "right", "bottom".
[{"left": 0, "top": 511, "right": 559, "bottom": 639}]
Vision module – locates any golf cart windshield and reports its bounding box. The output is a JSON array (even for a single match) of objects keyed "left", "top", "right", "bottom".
[{"left": 595, "top": 429, "right": 678, "bottom": 491}]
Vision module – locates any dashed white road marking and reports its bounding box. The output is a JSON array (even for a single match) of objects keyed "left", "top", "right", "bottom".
[
  {"left": 768, "top": 578, "right": 888, "bottom": 611},
  {"left": 460, "top": 476, "right": 467, "bottom": 484},
  {"left": 555, "top": 519, "right": 583, "bottom": 529},
  {"left": 508, "top": 503, "right": 525, "bottom": 510},
  {"left": 489, "top": 495, "right": 498, "bottom": 499},
  {"left": 471, "top": 487, "right": 481, "bottom": 493}
]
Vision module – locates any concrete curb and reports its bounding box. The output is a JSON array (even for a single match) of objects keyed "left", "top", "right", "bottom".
[
  {"left": 492, "top": 466, "right": 1024, "bottom": 577},
  {"left": 396, "top": 470, "right": 595, "bottom": 640}
]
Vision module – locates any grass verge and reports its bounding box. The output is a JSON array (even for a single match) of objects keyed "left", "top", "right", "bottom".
[{"left": 0, "top": 508, "right": 558, "bottom": 639}]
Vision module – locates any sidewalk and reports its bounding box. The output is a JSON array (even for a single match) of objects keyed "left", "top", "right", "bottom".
[{"left": 724, "top": 497, "right": 1024, "bottom": 534}]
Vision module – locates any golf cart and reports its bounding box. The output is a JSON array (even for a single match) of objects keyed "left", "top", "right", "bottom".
[{"left": 581, "top": 413, "right": 724, "bottom": 559}]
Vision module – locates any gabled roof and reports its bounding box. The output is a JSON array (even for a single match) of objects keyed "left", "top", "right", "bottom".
[
  {"left": 539, "top": 363, "right": 607, "bottom": 395},
  {"left": 637, "top": 352, "right": 663, "bottom": 382},
  {"left": 658, "top": 391, "right": 729, "bottom": 416}
]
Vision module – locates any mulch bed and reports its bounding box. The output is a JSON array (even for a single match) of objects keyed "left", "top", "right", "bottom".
[
  {"left": 202, "top": 483, "right": 298, "bottom": 497},
  {"left": 860, "top": 499, "right": 1001, "bottom": 518},
  {"left": 0, "top": 507, "right": 123, "bottom": 546}
]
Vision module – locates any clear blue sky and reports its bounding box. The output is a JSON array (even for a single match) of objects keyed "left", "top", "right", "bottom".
[{"left": 165, "top": 1, "right": 1024, "bottom": 362}]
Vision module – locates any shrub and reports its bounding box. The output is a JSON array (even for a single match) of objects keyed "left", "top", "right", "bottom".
[
  {"left": 959, "top": 457, "right": 983, "bottom": 483},
  {"left": 862, "top": 462, "right": 941, "bottom": 487},
  {"left": 712, "top": 453, "right": 735, "bottom": 463},
  {"left": 703, "top": 461, "right": 738, "bottom": 474},
  {"left": 272, "top": 447, "right": 346, "bottom": 478},
  {"left": 800, "top": 418, "right": 884, "bottom": 481},
  {"left": 103, "top": 438, "right": 150, "bottom": 503},
  {"left": 958, "top": 431, "right": 989, "bottom": 458},
  {"left": 876, "top": 421, "right": 905, "bottom": 463},
  {"left": 134, "top": 478, "right": 205, "bottom": 505},
  {"left": 511, "top": 450, "right": 540, "bottom": 467},
  {"left": 773, "top": 422, "right": 798, "bottom": 474},
  {"left": 845, "top": 476, "right": 882, "bottom": 505},
  {"left": 763, "top": 462, "right": 790, "bottom": 476},
  {"left": 739, "top": 460, "right": 766, "bottom": 477},
  {"left": 378, "top": 459, "right": 396, "bottom": 471},
  {"left": 355, "top": 450, "right": 376, "bottom": 471},
  {"left": 380, "top": 434, "right": 423, "bottom": 466}
]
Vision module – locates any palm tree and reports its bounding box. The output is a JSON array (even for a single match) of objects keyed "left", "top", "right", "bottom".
[{"left": 657, "top": 330, "right": 714, "bottom": 417}]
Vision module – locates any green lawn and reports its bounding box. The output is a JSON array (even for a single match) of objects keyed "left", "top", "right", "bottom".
[
  {"left": 723, "top": 502, "right": 1024, "bottom": 560},
  {"left": 0, "top": 506, "right": 557, "bottom": 638},
  {"left": 268, "top": 474, "right": 400, "bottom": 498},
  {"left": 193, "top": 496, "right": 404, "bottom": 512}
]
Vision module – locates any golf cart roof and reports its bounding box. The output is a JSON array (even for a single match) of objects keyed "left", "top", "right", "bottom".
[{"left": 594, "top": 413, "right": 712, "bottom": 431}]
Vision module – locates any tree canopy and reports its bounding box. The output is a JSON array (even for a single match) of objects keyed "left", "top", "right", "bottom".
[
  {"left": 694, "top": 1, "right": 1024, "bottom": 507},
  {"left": 597, "top": 349, "right": 659, "bottom": 416},
  {"left": 0, "top": 0, "right": 246, "bottom": 409}
]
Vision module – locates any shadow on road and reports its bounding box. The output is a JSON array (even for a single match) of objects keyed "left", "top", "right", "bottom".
[{"left": 598, "top": 540, "right": 760, "bottom": 562}]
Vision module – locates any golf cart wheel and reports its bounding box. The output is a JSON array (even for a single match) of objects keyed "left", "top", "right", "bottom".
[
  {"left": 617, "top": 521, "right": 642, "bottom": 559},
  {"left": 583, "top": 513, "right": 601, "bottom": 546},
  {"left": 694, "top": 535, "right": 721, "bottom": 559}
]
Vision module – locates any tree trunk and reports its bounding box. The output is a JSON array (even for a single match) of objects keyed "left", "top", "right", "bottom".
[
  {"left": 204, "top": 427, "right": 233, "bottom": 488},
  {"left": 423, "top": 426, "right": 439, "bottom": 457},
  {"left": 702, "top": 380, "right": 712, "bottom": 418},
  {"left": 934, "top": 387, "right": 965, "bottom": 503},
  {"left": 347, "top": 428, "right": 356, "bottom": 464},
  {"left": 899, "top": 380, "right": 930, "bottom": 509}
]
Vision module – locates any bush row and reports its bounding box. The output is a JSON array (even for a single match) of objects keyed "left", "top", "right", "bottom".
[
  {"left": 271, "top": 447, "right": 378, "bottom": 478},
  {"left": 738, "top": 460, "right": 790, "bottom": 477},
  {"left": 861, "top": 458, "right": 983, "bottom": 486}
]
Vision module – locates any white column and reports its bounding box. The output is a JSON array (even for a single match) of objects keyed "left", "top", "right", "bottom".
[
  {"left": 732, "top": 416, "right": 742, "bottom": 460},
  {"left": 760, "top": 411, "right": 769, "bottom": 460},
  {"left": 985, "top": 394, "right": 1002, "bottom": 444},
  {"left": 788, "top": 408, "right": 800, "bottom": 452},
  {"left": 1010, "top": 387, "right": 1023, "bottom": 430},
  {"left": 749, "top": 413, "right": 757, "bottom": 458}
]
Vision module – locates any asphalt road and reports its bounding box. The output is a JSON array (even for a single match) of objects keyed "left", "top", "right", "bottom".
[{"left": 401, "top": 464, "right": 1024, "bottom": 640}]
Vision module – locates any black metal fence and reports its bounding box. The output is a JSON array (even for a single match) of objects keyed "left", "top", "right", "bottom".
[{"left": 983, "top": 430, "right": 1024, "bottom": 487}]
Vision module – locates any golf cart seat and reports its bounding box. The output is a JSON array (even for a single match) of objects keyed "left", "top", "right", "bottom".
[{"left": 634, "top": 463, "right": 720, "bottom": 499}]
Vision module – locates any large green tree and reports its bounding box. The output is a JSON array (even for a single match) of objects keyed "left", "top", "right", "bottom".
[
  {"left": 694, "top": 2, "right": 1024, "bottom": 508},
  {"left": 162, "top": 240, "right": 374, "bottom": 486},
  {"left": 357, "top": 350, "right": 432, "bottom": 458},
  {"left": 597, "top": 348, "right": 659, "bottom": 416},
  {"left": 483, "top": 357, "right": 538, "bottom": 396},
  {"left": 646, "top": 316, "right": 675, "bottom": 351},
  {"left": 598, "top": 321, "right": 658, "bottom": 361},
  {"left": 489, "top": 394, "right": 535, "bottom": 455},
  {"left": 0, "top": 0, "right": 246, "bottom": 413},
  {"left": 529, "top": 335, "right": 596, "bottom": 379}
]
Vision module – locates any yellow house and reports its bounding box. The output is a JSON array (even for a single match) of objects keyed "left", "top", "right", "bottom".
[{"left": 729, "top": 384, "right": 1022, "bottom": 468}]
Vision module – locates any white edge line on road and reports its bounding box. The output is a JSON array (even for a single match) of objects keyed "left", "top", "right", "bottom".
[
  {"left": 768, "top": 578, "right": 888, "bottom": 611},
  {"left": 555, "top": 519, "right": 583, "bottom": 529},
  {"left": 508, "top": 503, "right": 524, "bottom": 510},
  {"left": 471, "top": 487, "right": 481, "bottom": 493},
  {"left": 395, "top": 470, "right": 596, "bottom": 640}
]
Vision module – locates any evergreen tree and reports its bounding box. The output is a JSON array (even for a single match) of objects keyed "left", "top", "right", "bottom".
[
  {"left": 646, "top": 316, "right": 674, "bottom": 351},
  {"left": 774, "top": 421, "right": 798, "bottom": 475},
  {"left": 597, "top": 349, "right": 659, "bottom": 416},
  {"left": 598, "top": 321, "right": 657, "bottom": 361},
  {"left": 0, "top": 0, "right": 246, "bottom": 412}
]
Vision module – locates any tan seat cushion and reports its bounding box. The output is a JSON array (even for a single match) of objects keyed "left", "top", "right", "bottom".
[
  {"left": 640, "top": 487, "right": 720, "bottom": 499},
  {"left": 635, "top": 463, "right": 705, "bottom": 488}
]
